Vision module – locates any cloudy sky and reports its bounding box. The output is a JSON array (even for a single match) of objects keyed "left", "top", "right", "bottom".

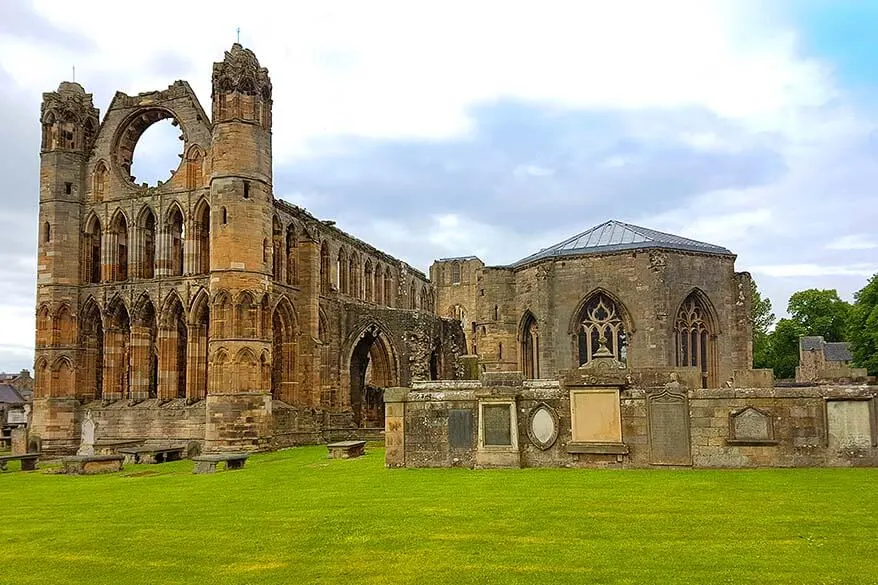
[{"left": 0, "top": 0, "right": 876, "bottom": 372}]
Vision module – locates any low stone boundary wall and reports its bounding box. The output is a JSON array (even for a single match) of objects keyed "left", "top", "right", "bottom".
[{"left": 386, "top": 374, "right": 878, "bottom": 468}]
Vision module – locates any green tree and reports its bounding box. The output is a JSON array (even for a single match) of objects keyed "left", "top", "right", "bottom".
[
  {"left": 787, "top": 289, "right": 851, "bottom": 342},
  {"left": 847, "top": 274, "right": 878, "bottom": 376},
  {"left": 767, "top": 318, "right": 805, "bottom": 379},
  {"left": 750, "top": 279, "right": 775, "bottom": 369}
]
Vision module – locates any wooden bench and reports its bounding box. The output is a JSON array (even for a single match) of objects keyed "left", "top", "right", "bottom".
[
  {"left": 326, "top": 440, "right": 367, "bottom": 459},
  {"left": 191, "top": 453, "right": 249, "bottom": 474},
  {"left": 61, "top": 455, "right": 124, "bottom": 475},
  {"left": 0, "top": 453, "right": 39, "bottom": 472},
  {"left": 117, "top": 446, "right": 185, "bottom": 465}
]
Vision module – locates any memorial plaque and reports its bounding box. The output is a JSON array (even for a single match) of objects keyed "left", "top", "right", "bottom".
[
  {"left": 731, "top": 407, "right": 772, "bottom": 442},
  {"left": 570, "top": 389, "right": 621, "bottom": 443},
  {"left": 448, "top": 409, "right": 474, "bottom": 449},
  {"left": 529, "top": 405, "right": 558, "bottom": 449},
  {"left": 482, "top": 404, "right": 512, "bottom": 446},
  {"left": 827, "top": 400, "right": 874, "bottom": 450},
  {"left": 648, "top": 391, "right": 691, "bottom": 465}
]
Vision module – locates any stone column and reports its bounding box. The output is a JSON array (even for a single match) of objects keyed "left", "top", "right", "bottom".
[
  {"left": 298, "top": 240, "right": 321, "bottom": 407},
  {"left": 129, "top": 325, "right": 152, "bottom": 401},
  {"left": 157, "top": 327, "right": 179, "bottom": 401},
  {"left": 186, "top": 323, "right": 207, "bottom": 402},
  {"left": 154, "top": 227, "right": 170, "bottom": 277},
  {"left": 129, "top": 224, "right": 140, "bottom": 278},
  {"left": 101, "top": 229, "right": 117, "bottom": 282},
  {"left": 383, "top": 387, "right": 408, "bottom": 467},
  {"left": 102, "top": 328, "right": 124, "bottom": 401}
]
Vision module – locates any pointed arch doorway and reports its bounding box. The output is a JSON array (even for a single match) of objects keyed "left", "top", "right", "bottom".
[{"left": 348, "top": 325, "right": 398, "bottom": 427}]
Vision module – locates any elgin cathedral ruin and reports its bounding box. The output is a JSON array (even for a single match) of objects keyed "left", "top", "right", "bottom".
[{"left": 31, "top": 45, "right": 878, "bottom": 467}]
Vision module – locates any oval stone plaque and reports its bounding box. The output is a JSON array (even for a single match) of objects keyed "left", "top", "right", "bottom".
[{"left": 527, "top": 404, "right": 559, "bottom": 450}]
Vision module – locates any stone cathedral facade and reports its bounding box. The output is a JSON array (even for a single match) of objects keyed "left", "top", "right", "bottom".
[{"left": 31, "top": 45, "right": 463, "bottom": 454}]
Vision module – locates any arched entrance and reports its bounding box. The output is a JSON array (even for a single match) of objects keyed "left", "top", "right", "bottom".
[{"left": 348, "top": 325, "right": 397, "bottom": 427}]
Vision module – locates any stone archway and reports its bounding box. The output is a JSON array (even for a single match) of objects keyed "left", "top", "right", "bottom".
[{"left": 348, "top": 325, "right": 397, "bottom": 427}]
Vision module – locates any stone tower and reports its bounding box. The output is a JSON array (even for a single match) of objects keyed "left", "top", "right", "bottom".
[
  {"left": 205, "top": 44, "right": 275, "bottom": 450},
  {"left": 31, "top": 82, "right": 100, "bottom": 452}
]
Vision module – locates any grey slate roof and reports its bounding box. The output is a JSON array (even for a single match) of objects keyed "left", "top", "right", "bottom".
[
  {"left": 800, "top": 336, "right": 823, "bottom": 351},
  {"left": 511, "top": 220, "right": 734, "bottom": 267},
  {"left": 0, "top": 384, "right": 25, "bottom": 405},
  {"left": 824, "top": 342, "right": 853, "bottom": 362}
]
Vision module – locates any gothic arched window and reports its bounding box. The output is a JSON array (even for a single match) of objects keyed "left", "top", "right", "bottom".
[
  {"left": 575, "top": 293, "right": 627, "bottom": 365},
  {"left": 675, "top": 292, "right": 715, "bottom": 387}
]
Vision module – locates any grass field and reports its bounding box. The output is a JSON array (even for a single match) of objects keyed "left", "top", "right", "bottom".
[{"left": 1, "top": 447, "right": 877, "bottom": 585}]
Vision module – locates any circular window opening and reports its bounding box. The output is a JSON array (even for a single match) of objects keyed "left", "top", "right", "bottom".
[{"left": 128, "top": 118, "right": 183, "bottom": 187}]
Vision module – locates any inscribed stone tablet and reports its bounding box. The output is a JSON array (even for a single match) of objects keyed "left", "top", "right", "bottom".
[
  {"left": 732, "top": 408, "right": 771, "bottom": 441},
  {"left": 570, "top": 390, "right": 621, "bottom": 443},
  {"left": 648, "top": 393, "right": 691, "bottom": 465},
  {"left": 827, "top": 400, "right": 873, "bottom": 450},
  {"left": 448, "top": 409, "right": 474, "bottom": 449},
  {"left": 483, "top": 404, "right": 512, "bottom": 446}
]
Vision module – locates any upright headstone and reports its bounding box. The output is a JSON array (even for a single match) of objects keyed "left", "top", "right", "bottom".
[
  {"left": 10, "top": 427, "right": 28, "bottom": 455},
  {"left": 647, "top": 375, "right": 691, "bottom": 466},
  {"left": 76, "top": 410, "right": 97, "bottom": 456}
]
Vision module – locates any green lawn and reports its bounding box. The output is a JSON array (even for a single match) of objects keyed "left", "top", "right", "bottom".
[{"left": 1, "top": 447, "right": 877, "bottom": 585}]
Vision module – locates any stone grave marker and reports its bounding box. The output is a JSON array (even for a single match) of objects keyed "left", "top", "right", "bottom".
[
  {"left": 76, "top": 410, "right": 97, "bottom": 456},
  {"left": 482, "top": 404, "right": 512, "bottom": 446},
  {"left": 448, "top": 409, "right": 473, "bottom": 449},
  {"left": 648, "top": 388, "right": 691, "bottom": 465}
]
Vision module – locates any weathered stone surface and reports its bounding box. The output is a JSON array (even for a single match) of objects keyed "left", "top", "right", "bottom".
[
  {"left": 647, "top": 389, "right": 691, "bottom": 466},
  {"left": 30, "top": 45, "right": 465, "bottom": 454}
]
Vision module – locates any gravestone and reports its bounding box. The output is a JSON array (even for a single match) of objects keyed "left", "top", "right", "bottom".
[
  {"left": 448, "top": 409, "right": 473, "bottom": 449},
  {"left": 76, "top": 411, "right": 97, "bottom": 456},
  {"left": 826, "top": 400, "right": 874, "bottom": 450},
  {"left": 482, "top": 404, "right": 512, "bottom": 446},
  {"left": 730, "top": 407, "right": 774, "bottom": 443},
  {"left": 10, "top": 427, "right": 28, "bottom": 455},
  {"left": 648, "top": 388, "right": 691, "bottom": 466}
]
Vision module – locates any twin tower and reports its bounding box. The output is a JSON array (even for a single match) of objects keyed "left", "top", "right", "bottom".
[{"left": 33, "top": 45, "right": 306, "bottom": 452}]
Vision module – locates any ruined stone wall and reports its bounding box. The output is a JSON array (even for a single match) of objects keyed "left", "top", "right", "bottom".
[
  {"left": 390, "top": 377, "right": 878, "bottom": 469},
  {"left": 431, "top": 257, "right": 484, "bottom": 352}
]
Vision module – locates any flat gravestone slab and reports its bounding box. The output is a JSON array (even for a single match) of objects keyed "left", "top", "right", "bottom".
[
  {"left": 327, "top": 440, "right": 366, "bottom": 459},
  {"left": 827, "top": 400, "right": 874, "bottom": 450},
  {"left": 448, "top": 409, "right": 473, "bottom": 449},
  {"left": 482, "top": 404, "right": 512, "bottom": 446},
  {"left": 648, "top": 391, "right": 691, "bottom": 466}
]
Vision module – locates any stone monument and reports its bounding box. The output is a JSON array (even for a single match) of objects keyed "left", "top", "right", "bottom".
[{"left": 76, "top": 410, "right": 97, "bottom": 456}]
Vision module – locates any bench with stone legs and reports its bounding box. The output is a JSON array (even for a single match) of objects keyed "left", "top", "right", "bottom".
[
  {"left": 192, "top": 453, "right": 249, "bottom": 474},
  {"left": 61, "top": 454, "right": 124, "bottom": 475},
  {"left": 117, "top": 446, "right": 185, "bottom": 465},
  {"left": 326, "top": 440, "right": 367, "bottom": 459},
  {"left": 0, "top": 453, "right": 39, "bottom": 472}
]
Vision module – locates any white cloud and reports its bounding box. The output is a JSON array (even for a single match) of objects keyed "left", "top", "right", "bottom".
[
  {"left": 750, "top": 263, "right": 878, "bottom": 278},
  {"left": 1, "top": 0, "right": 831, "bottom": 164},
  {"left": 826, "top": 234, "right": 878, "bottom": 250}
]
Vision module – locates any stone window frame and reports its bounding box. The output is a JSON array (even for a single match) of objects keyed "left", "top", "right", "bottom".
[
  {"left": 822, "top": 397, "right": 878, "bottom": 448},
  {"left": 477, "top": 399, "right": 518, "bottom": 452},
  {"left": 726, "top": 405, "right": 778, "bottom": 446}
]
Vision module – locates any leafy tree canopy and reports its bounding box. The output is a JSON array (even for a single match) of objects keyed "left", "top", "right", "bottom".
[{"left": 847, "top": 274, "right": 878, "bottom": 376}]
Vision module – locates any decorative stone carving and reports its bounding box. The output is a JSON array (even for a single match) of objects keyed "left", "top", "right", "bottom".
[{"left": 526, "top": 403, "right": 559, "bottom": 450}]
